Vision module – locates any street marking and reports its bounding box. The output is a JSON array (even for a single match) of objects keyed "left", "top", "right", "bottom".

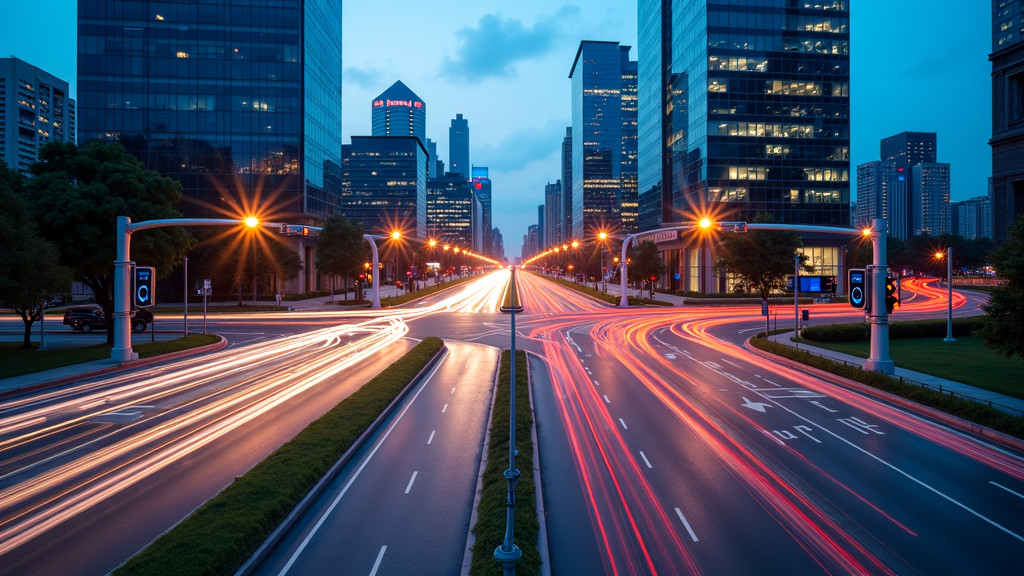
[
  {"left": 665, "top": 353, "right": 677, "bottom": 360},
  {"left": 639, "top": 451, "right": 652, "bottom": 469},
  {"left": 762, "top": 378, "right": 782, "bottom": 387},
  {"left": 603, "top": 394, "right": 611, "bottom": 404},
  {"left": 810, "top": 400, "right": 838, "bottom": 413},
  {"left": 991, "top": 481, "right": 1024, "bottom": 500},
  {"left": 619, "top": 418, "right": 628, "bottom": 430},
  {"left": 585, "top": 367, "right": 592, "bottom": 375},
  {"left": 674, "top": 508, "right": 699, "bottom": 542},
  {"left": 451, "top": 387, "right": 456, "bottom": 394},
  {"left": 427, "top": 430, "right": 435, "bottom": 445},
  {"left": 442, "top": 403, "right": 448, "bottom": 413},
  {"left": 721, "top": 358, "right": 741, "bottom": 368},
  {"left": 594, "top": 380, "right": 600, "bottom": 386},
  {"left": 369, "top": 545, "right": 386, "bottom": 576},
  {"left": 740, "top": 396, "right": 771, "bottom": 413},
  {"left": 794, "top": 425, "right": 822, "bottom": 443},
  {"left": 405, "top": 471, "right": 418, "bottom": 494},
  {"left": 838, "top": 416, "right": 884, "bottom": 435}
]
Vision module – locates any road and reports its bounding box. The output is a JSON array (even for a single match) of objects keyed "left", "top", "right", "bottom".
[{"left": 516, "top": 270, "right": 1024, "bottom": 574}]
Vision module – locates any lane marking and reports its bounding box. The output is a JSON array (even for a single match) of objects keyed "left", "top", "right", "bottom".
[
  {"left": 369, "top": 545, "right": 386, "bottom": 576},
  {"left": 675, "top": 507, "right": 699, "bottom": 542},
  {"left": 427, "top": 430, "right": 435, "bottom": 445},
  {"left": 593, "top": 380, "right": 600, "bottom": 386},
  {"left": 721, "top": 358, "right": 741, "bottom": 368},
  {"left": 442, "top": 403, "right": 448, "bottom": 413},
  {"left": 603, "top": 394, "right": 611, "bottom": 404},
  {"left": 405, "top": 471, "right": 418, "bottom": 494},
  {"left": 763, "top": 378, "right": 782, "bottom": 387},
  {"left": 991, "top": 481, "right": 1024, "bottom": 500},
  {"left": 451, "top": 387, "right": 456, "bottom": 394},
  {"left": 619, "top": 418, "right": 628, "bottom": 430},
  {"left": 639, "top": 451, "right": 652, "bottom": 469}
]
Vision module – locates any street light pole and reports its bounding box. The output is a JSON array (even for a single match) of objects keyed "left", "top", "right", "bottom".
[
  {"left": 495, "top": 285, "right": 522, "bottom": 575},
  {"left": 363, "top": 234, "right": 383, "bottom": 309},
  {"left": 944, "top": 246, "right": 956, "bottom": 342}
]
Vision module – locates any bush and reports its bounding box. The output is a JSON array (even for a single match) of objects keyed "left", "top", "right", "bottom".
[{"left": 802, "top": 317, "right": 988, "bottom": 343}]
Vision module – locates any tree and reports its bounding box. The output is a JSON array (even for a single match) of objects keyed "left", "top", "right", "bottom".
[
  {"left": 715, "top": 212, "right": 811, "bottom": 302},
  {"left": 627, "top": 240, "right": 666, "bottom": 298},
  {"left": 0, "top": 164, "right": 75, "bottom": 347},
  {"left": 977, "top": 215, "right": 1024, "bottom": 361},
  {"left": 315, "top": 215, "right": 366, "bottom": 301},
  {"left": 22, "top": 142, "right": 194, "bottom": 342}
]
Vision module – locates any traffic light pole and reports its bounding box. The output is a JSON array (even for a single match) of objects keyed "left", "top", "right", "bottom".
[{"left": 863, "top": 218, "right": 895, "bottom": 374}]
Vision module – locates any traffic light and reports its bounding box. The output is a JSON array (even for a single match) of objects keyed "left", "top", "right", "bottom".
[
  {"left": 885, "top": 276, "right": 900, "bottom": 314},
  {"left": 134, "top": 266, "right": 155, "bottom": 308},
  {"left": 848, "top": 268, "right": 866, "bottom": 309},
  {"left": 649, "top": 275, "right": 658, "bottom": 282}
]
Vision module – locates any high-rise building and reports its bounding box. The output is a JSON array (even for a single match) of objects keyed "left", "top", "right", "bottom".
[
  {"left": 561, "top": 127, "right": 573, "bottom": 240},
  {"left": 544, "top": 180, "right": 562, "bottom": 249},
  {"left": 637, "top": 1, "right": 850, "bottom": 292},
  {"left": 341, "top": 136, "right": 427, "bottom": 239},
  {"left": 991, "top": 0, "right": 1024, "bottom": 242},
  {"left": 569, "top": 41, "right": 637, "bottom": 238},
  {"left": 913, "top": 162, "right": 951, "bottom": 235},
  {"left": 881, "top": 131, "right": 937, "bottom": 234},
  {"left": 426, "top": 138, "right": 438, "bottom": 178},
  {"left": 78, "top": 1, "right": 342, "bottom": 223},
  {"left": 954, "top": 196, "right": 994, "bottom": 240},
  {"left": 449, "top": 113, "right": 470, "bottom": 179},
  {"left": 1, "top": 57, "right": 76, "bottom": 175},
  {"left": 472, "top": 167, "right": 492, "bottom": 257},
  {"left": 426, "top": 172, "right": 475, "bottom": 248},
  {"left": 491, "top": 227, "right": 505, "bottom": 263},
  {"left": 620, "top": 56, "right": 639, "bottom": 234},
  {"left": 855, "top": 161, "right": 886, "bottom": 228},
  {"left": 371, "top": 81, "right": 425, "bottom": 146}
]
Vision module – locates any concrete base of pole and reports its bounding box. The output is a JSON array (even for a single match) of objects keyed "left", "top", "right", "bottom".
[
  {"left": 863, "top": 357, "right": 894, "bottom": 374},
  {"left": 494, "top": 544, "right": 522, "bottom": 576},
  {"left": 111, "top": 347, "right": 138, "bottom": 363}
]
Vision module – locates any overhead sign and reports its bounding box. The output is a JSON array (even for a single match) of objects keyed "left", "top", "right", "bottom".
[{"left": 634, "top": 230, "right": 679, "bottom": 244}]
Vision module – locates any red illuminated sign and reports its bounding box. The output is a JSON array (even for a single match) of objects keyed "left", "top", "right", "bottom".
[
  {"left": 372, "top": 100, "right": 384, "bottom": 107},
  {"left": 474, "top": 182, "right": 482, "bottom": 189}
]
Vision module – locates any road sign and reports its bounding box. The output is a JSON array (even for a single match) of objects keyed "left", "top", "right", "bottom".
[
  {"left": 134, "top": 266, "right": 155, "bottom": 308},
  {"left": 717, "top": 221, "right": 748, "bottom": 232}
]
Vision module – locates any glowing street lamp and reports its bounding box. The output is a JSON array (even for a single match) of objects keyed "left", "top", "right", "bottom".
[
  {"left": 244, "top": 216, "right": 259, "bottom": 228},
  {"left": 935, "top": 248, "right": 956, "bottom": 342}
]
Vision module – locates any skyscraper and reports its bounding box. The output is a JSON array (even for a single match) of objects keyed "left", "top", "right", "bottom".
[
  {"left": 371, "top": 81, "right": 425, "bottom": 146},
  {"left": 991, "top": 0, "right": 1024, "bottom": 242},
  {"left": 1, "top": 57, "right": 76, "bottom": 175},
  {"left": 544, "top": 180, "right": 562, "bottom": 249},
  {"left": 569, "top": 41, "right": 637, "bottom": 238},
  {"left": 341, "top": 136, "right": 427, "bottom": 239},
  {"left": 449, "top": 113, "right": 470, "bottom": 179},
  {"left": 637, "top": 1, "right": 850, "bottom": 292},
  {"left": 472, "top": 166, "right": 492, "bottom": 257},
  {"left": 426, "top": 172, "right": 475, "bottom": 248},
  {"left": 561, "top": 127, "right": 573, "bottom": 240},
  {"left": 77, "top": 0, "right": 343, "bottom": 222},
  {"left": 913, "top": 162, "right": 951, "bottom": 236},
  {"left": 855, "top": 161, "right": 886, "bottom": 228}
]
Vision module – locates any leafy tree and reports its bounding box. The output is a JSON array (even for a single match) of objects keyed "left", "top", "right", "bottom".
[
  {"left": 315, "top": 215, "right": 366, "bottom": 301},
  {"left": 22, "top": 142, "right": 194, "bottom": 342},
  {"left": 627, "top": 240, "right": 666, "bottom": 298},
  {"left": 715, "top": 212, "right": 811, "bottom": 302},
  {"left": 977, "top": 215, "right": 1024, "bottom": 360},
  {"left": 0, "top": 164, "right": 75, "bottom": 347}
]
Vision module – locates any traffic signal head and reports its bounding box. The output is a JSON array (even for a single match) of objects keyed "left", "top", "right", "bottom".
[
  {"left": 134, "top": 266, "right": 156, "bottom": 308},
  {"left": 885, "top": 277, "right": 899, "bottom": 314},
  {"left": 848, "top": 268, "right": 866, "bottom": 309}
]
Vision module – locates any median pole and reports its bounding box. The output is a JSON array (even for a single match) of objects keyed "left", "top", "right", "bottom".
[
  {"left": 864, "top": 218, "right": 894, "bottom": 373},
  {"left": 496, "top": 268, "right": 522, "bottom": 575}
]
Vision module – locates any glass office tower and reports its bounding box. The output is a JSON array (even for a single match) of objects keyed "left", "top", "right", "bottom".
[
  {"left": 637, "top": 0, "right": 850, "bottom": 228},
  {"left": 341, "top": 136, "right": 428, "bottom": 240},
  {"left": 77, "top": 0, "right": 342, "bottom": 222}
]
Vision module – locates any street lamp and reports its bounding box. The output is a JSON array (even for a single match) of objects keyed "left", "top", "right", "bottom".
[
  {"left": 936, "top": 248, "right": 956, "bottom": 342},
  {"left": 598, "top": 231, "right": 609, "bottom": 293}
]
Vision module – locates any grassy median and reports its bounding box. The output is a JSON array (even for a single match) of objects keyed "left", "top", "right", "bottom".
[
  {"left": 470, "top": 349, "right": 541, "bottom": 576},
  {"left": 115, "top": 337, "right": 445, "bottom": 576}
]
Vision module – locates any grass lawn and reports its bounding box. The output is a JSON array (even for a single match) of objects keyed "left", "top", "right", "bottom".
[
  {"left": 0, "top": 334, "right": 222, "bottom": 380},
  {"left": 799, "top": 336, "right": 1024, "bottom": 399}
]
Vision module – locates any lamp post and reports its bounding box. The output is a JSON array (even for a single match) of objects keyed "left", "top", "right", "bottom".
[
  {"left": 936, "top": 248, "right": 956, "bottom": 342},
  {"left": 598, "top": 231, "right": 609, "bottom": 293}
]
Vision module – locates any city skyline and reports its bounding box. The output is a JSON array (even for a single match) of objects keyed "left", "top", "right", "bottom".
[{"left": 0, "top": 1, "right": 992, "bottom": 259}]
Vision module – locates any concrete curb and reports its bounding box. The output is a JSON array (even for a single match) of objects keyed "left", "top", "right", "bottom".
[
  {"left": 0, "top": 336, "right": 229, "bottom": 400},
  {"left": 743, "top": 337, "right": 1024, "bottom": 455}
]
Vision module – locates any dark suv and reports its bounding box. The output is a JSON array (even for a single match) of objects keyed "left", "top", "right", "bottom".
[
  {"left": 131, "top": 308, "right": 153, "bottom": 332},
  {"left": 63, "top": 306, "right": 106, "bottom": 332}
]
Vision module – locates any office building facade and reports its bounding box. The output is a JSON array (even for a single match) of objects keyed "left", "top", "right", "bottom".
[
  {"left": 954, "top": 195, "right": 994, "bottom": 240},
  {"left": 991, "top": 0, "right": 1024, "bottom": 242},
  {"left": 637, "top": 0, "right": 851, "bottom": 292},
  {"left": 544, "top": 180, "right": 562, "bottom": 249},
  {"left": 913, "top": 162, "right": 951, "bottom": 235},
  {"left": 371, "top": 81, "right": 425, "bottom": 146},
  {"left": 1, "top": 57, "right": 76, "bottom": 175},
  {"left": 426, "top": 172, "right": 475, "bottom": 248},
  {"left": 77, "top": 0, "right": 343, "bottom": 222},
  {"left": 449, "top": 113, "right": 469, "bottom": 179},
  {"left": 341, "top": 136, "right": 427, "bottom": 239},
  {"left": 472, "top": 166, "right": 492, "bottom": 257},
  {"left": 569, "top": 41, "right": 638, "bottom": 238},
  {"left": 561, "top": 126, "right": 573, "bottom": 241}
]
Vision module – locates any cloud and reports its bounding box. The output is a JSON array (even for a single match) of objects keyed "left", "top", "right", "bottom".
[
  {"left": 440, "top": 6, "right": 579, "bottom": 83},
  {"left": 476, "top": 119, "right": 566, "bottom": 173},
  {"left": 343, "top": 66, "right": 384, "bottom": 89}
]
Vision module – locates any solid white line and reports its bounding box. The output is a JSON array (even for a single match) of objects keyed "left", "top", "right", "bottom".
[
  {"left": 405, "top": 471, "right": 418, "bottom": 494},
  {"left": 369, "top": 545, "right": 386, "bottom": 576},
  {"left": 451, "top": 386, "right": 456, "bottom": 394},
  {"left": 442, "top": 403, "right": 448, "bottom": 413},
  {"left": 721, "top": 358, "right": 741, "bottom": 368},
  {"left": 639, "top": 451, "right": 652, "bottom": 469},
  {"left": 991, "top": 481, "right": 1024, "bottom": 500},
  {"left": 274, "top": 351, "right": 446, "bottom": 576},
  {"left": 675, "top": 507, "right": 699, "bottom": 542},
  {"left": 619, "top": 418, "right": 628, "bottom": 430},
  {"left": 427, "top": 430, "right": 435, "bottom": 445}
]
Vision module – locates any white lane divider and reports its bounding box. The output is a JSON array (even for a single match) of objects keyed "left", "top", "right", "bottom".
[
  {"left": 427, "top": 430, "right": 435, "bottom": 445},
  {"left": 405, "top": 471, "right": 418, "bottom": 494},
  {"left": 639, "top": 451, "right": 652, "bottom": 469},
  {"left": 369, "top": 545, "right": 386, "bottom": 576},
  {"left": 619, "top": 418, "right": 628, "bottom": 430},
  {"left": 675, "top": 507, "right": 699, "bottom": 542}
]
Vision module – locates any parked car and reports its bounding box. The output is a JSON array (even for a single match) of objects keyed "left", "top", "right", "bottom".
[
  {"left": 132, "top": 308, "right": 154, "bottom": 333},
  {"left": 63, "top": 306, "right": 106, "bottom": 333}
]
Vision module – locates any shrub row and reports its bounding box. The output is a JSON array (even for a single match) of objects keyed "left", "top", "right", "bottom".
[
  {"left": 750, "top": 337, "right": 1024, "bottom": 439},
  {"left": 470, "top": 350, "right": 541, "bottom": 576},
  {"left": 115, "top": 337, "right": 445, "bottom": 576},
  {"left": 801, "top": 317, "right": 989, "bottom": 343}
]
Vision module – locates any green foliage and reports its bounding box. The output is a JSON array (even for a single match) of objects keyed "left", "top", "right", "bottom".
[
  {"left": 715, "top": 212, "right": 811, "bottom": 301},
  {"left": 977, "top": 214, "right": 1024, "bottom": 359},
  {"left": 801, "top": 318, "right": 988, "bottom": 343},
  {"left": 470, "top": 350, "right": 541, "bottom": 576},
  {"left": 315, "top": 215, "right": 366, "bottom": 282},
  {"left": 750, "top": 337, "right": 1024, "bottom": 438},
  {"left": 627, "top": 240, "right": 666, "bottom": 282},
  {"left": 115, "top": 337, "right": 445, "bottom": 576}
]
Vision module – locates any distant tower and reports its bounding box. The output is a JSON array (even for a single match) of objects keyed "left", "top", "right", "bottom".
[
  {"left": 449, "top": 114, "right": 470, "bottom": 179},
  {"left": 472, "top": 167, "right": 492, "bottom": 257},
  {"left": 372, "top": 81, "right": 426, "bottom": 146},
  {"left": 1, "top": 57, "right": 76, "bottom": 175},
  {"left": 561, "top": 127, "right": 573, "bottom": 240}
]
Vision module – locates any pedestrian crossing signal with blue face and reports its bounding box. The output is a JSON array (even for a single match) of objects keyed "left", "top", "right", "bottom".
[
  {"left": 848, "top": 268, "right": 866, "bottom": 309},
  {"left": 134, "top": 266, "right": 155, "bottom": 308}
]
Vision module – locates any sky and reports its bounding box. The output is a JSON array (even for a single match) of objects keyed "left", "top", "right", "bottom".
[{"left": 1, "top": 1, "right": 993, "bottom": 260}]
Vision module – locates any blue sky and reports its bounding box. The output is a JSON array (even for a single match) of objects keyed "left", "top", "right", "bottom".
[{"left": 1, "top": 2, "right": 992, "bottom": 259}]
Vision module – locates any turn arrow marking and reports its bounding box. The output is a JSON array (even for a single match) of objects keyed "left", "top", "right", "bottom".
[{"left": 740, "top": 396, "right": 771, "bottom": 413}]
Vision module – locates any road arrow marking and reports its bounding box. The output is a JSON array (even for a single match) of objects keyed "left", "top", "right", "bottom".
[{"left": 740, "top": 396, "right": 771, "bottom": 413}]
